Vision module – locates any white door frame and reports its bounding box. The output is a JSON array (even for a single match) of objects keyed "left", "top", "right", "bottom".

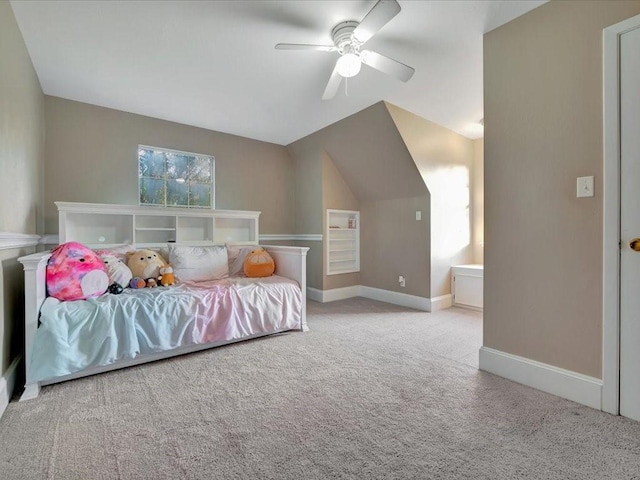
[{"left": 602, "top": 13, "right": 640, "bottom": 415}]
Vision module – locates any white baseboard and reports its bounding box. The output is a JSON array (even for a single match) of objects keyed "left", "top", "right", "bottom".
[
  {"left": 0, "top": 356, "right": 21, "bottom": 419},
  {"left": 322, "top": 285, "right": 362, "bottom": 302},
  {"left": 359, "top": 286, "right": 431, "bottom": 311},
  {"left": 430, "top": 294, "right": 453, "bottom": 312},
  {"left": 308, "top": 285, "right": 436, "bottom": 312},
  {"left": 479, "top": 346, "right": 602, "bottom": 410},
  {"left": 306, "top": 287, "right": 323, "bottom": 303},
  {"left": 307, "top": 286, "right": 361, "bottom": 303},
  {"left": 453, "top": 303, "right": 483, "bottom": 312}
]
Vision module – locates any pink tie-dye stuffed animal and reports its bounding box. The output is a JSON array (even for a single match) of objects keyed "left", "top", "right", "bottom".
[{"left": 46, "top": 242, "right": 109, "bottom": 301}]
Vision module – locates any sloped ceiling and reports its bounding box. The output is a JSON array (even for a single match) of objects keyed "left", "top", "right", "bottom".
[
  {"left": 288, "top": 102, "right": 426, "bottom": 203},
  {"left": 10, "top": 0, "right": 547, "bottom": 145}
]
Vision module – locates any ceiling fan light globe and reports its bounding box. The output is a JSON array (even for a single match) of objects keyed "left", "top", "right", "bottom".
[{"left": 336, "top": 53, "right": 361, "bottom": 78}]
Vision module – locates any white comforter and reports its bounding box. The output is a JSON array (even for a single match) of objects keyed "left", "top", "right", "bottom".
[{"left": 30, "top": 275, "right": 302, "bottom": 382}]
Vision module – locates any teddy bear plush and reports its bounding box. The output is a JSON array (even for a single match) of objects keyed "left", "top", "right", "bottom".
[
  {"left": 127, "top": 249, "right": 167, "bottom": 286},
  {"left": 243, "top": 247, "right": 275, "bottom": 278}
]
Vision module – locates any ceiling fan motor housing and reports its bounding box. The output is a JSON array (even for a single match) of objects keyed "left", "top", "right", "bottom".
[{"left": 331, "top": 21, "right": 361, "bottom": 53}]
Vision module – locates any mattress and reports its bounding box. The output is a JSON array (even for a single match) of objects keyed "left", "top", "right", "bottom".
[{"left": 29, "top": 275, "right": 302, "bottom": 382}]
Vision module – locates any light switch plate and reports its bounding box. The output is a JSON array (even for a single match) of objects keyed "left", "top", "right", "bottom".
[
  {"left": 416, "top": 210, "right": 422, "bottom": 221},
  {"left": 577, "top": 176, "right": 594, "bottom": 198}
]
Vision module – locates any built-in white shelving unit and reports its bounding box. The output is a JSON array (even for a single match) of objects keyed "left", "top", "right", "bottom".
[
  {"left": 326, "top": 209, "right": 360, "bottom": 275},
  {"left": 56, "top": 202, "right": 260, "bottom": 248}
]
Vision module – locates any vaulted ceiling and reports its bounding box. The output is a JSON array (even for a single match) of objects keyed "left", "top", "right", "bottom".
[{"left": 10, "top": 0, "right": 546, "bottom": 145}]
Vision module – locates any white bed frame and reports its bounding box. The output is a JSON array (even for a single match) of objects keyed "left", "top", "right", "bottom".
[{"left": 18, "top": 204, "right": 309, "bottom": 401}]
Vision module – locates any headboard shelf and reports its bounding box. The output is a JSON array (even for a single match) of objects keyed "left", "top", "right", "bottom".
[{"left": 56, "top": 202, "right": 260, "bottom": 247}]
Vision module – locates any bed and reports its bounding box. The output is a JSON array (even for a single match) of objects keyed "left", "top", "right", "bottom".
[{"left": 18, "top": 203, "right": 309, "bottom": 400}]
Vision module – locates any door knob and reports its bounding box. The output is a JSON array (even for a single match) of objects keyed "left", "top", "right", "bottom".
[{"left": 631, "top": 238, "right": 640, "bottom": 252}]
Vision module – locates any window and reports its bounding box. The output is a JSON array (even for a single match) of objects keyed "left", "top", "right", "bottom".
[{"left": 138, "top": 145, "right": 214, "bottom": 208}]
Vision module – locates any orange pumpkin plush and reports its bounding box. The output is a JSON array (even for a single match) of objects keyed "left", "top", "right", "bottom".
[{"left": 243, "top": 247, "right": 275, "bottom": 278}]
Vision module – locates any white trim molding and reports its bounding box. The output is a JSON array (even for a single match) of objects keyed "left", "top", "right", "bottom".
[
  {"left": 479, "top": 347, "right": 603, "bottom": 410},
  {"left": 41, "top": 233, "right": 323, "bottom": 245},
  {"left": 259, "top": 234, "right": 323, "bottom": 242},
  {"left": 359, "top": 286, "right": 431, "bottom": 311},
  {"left": 307, "top": 286, "right": 360, "bottom": 303},
  {"left": 307, "top": 285, "right": 449, "bottom": 312},
  {"left": 0, "top": 232, "right": 40, "bottom": 251},
  {"left": 39, "top": 234, "right": 59, "bottom": 245},
  {"left": 430, "top": 294, "right": 453, "bottom": 312},
  {"left": 0, "top": 356, "right": 21, "bottom": 419},
  {"left": 306, "top": 287, "right": 323, "bottom": 303},
  {"left": 602, "top": 13, "right": 640, "bottom": 416}
]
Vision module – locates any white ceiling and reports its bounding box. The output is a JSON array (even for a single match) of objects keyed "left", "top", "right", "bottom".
[{"left": 11, "top": 0, "right": 546, "bottom": 146}]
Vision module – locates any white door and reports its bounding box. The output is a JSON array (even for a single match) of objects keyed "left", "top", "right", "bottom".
[{"left": 620, "top": 25, "right": 640, "bottom": 421}]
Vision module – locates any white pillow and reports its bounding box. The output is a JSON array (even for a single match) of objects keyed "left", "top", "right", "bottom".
[
  {"left": 169, "top": 245, "right": 229, "bottom": 282},
  {"left": 226, "top": 244, "right": 254, "bottom": 276}
]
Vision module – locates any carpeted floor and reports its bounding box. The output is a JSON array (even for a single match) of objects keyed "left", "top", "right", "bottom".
[{"left": 1, "top": 298, "right": 639, "bottom": 479}]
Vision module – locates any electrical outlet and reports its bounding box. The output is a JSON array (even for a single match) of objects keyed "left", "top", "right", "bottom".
[
  {"left": 577, "top": 176, "right": 594, "bottom": 198},
  {"left": 398, "top": 275, "right": 406, "bottom": 287}
]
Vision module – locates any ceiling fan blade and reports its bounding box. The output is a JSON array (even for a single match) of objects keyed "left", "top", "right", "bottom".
[
  {"left": 361, "top": 50, "right": 414, "bottom": 82},
  {"left": 275, "top": 43, "right": 337, "bottom": 52},
  {"left": 322, "top": 64, "right": 343, "bottom": 100},
  {"left": 353, "top": 0, "right": 401, "bottom": 45}
]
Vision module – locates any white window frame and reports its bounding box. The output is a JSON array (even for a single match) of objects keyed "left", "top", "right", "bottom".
[{"left": 138, "top": 145, "right": 215, "bottom": 209}]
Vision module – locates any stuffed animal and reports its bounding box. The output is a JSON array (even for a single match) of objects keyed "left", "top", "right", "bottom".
[
  {"left": 46, "top": 241, "right": 109, "bottom": 301},
  {"left": 130, "top": 277, "right": 146, "bottom": 289},
  {"left": 243, "top": 247, "right": 275, "bottom": 278},
  {"left": 145, "top": 278, "right": 158, "bottom": 288},
  {"left": 159, "top": 264, "right": 176, "bottom": 286},
  {"left": 108, "top": 283, "right": 124, "bottom": 295},
  {"left": 100, "top": 254, "right": 133, "bottom": 288},
  {"left": 127, "top": 249, "right": 167, "bottom": 281}
]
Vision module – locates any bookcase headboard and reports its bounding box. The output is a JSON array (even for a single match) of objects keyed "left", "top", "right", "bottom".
[{"left": 56, "top": 202, "right": 260, "bottom": 248}]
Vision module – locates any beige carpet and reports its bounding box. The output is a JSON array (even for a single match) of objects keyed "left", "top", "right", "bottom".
[{"left": 1, "top": 298, "right": 639, "bottom": 479}]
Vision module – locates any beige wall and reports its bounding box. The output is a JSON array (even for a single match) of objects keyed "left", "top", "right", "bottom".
[
  {"left": 288, "top": 102, "right": 426, "bottom": 202},
  {"left": 1, "top": 2, "right": 44, "bottom": 235},
  {"left": 472, "top": 138, "right": 484, "bottom": 264},
  {"left": 44, "top": 97, "right": 295, "bottom": 235},
  {"left": 285, "top": 137, "right": 324, "bottom": 290},
  {"left": 287, "top": 102, "right": 431, "bottom": 296},
  {"left": 288, "top": 139, "right": 323, "bottom": 236},
  {"left": 484, "top": 0, "right": 640, "bottom": 378},
  {"left": 361, "top": 196, "right": 430, "bottom": 297},
  {"left": 386, "top": 103, "right": 475, "bottom": 297},
  {"left": 0, "top": 1, "right": 44, "bottom": 376},
  {"left": 296, "top": 240, "right": 323, "bottom": 291}
]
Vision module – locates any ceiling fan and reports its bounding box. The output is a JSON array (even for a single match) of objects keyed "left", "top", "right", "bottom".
[{"left": 275, "top": 0, "right": 415, "bottom": 100}]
